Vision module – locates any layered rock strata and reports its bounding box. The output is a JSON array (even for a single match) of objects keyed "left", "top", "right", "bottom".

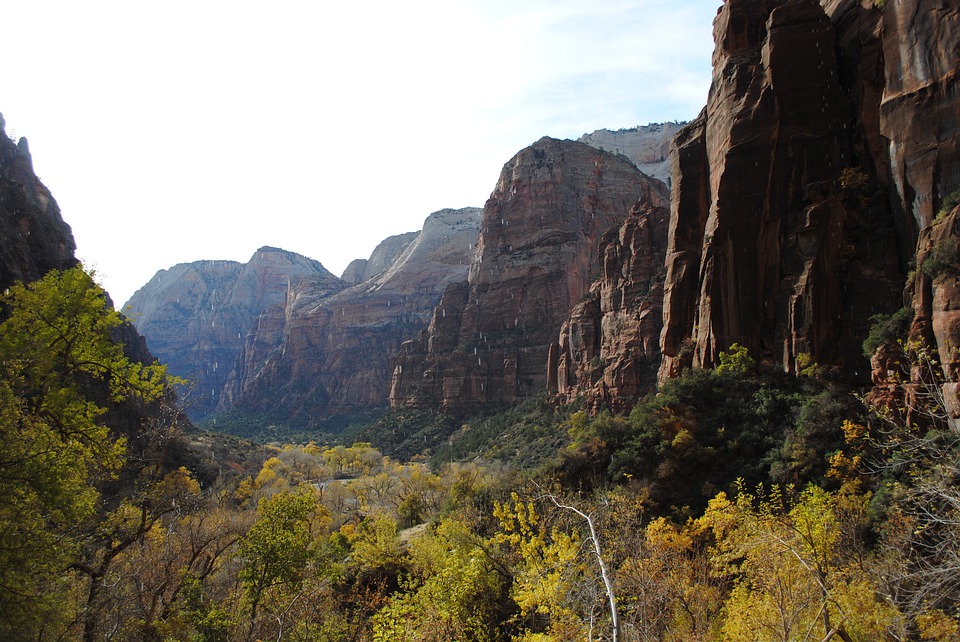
[
  {"left": 125, "top": 247, "right": 343, "bottom": 418},
  {"left": 390, "top": 138, "right": 668, "bottom": 413},
  {"left": 225, "top": 208, "right": 481, "bottom": 422}
]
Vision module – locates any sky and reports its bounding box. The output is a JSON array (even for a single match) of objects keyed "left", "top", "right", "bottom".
[{"left": 3, "top": 1, "right": 718, "bottom": 306}]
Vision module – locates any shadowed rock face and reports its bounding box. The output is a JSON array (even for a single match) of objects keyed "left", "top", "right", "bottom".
[
  {"left": 225, "top": 208, "right": 481, "bottom": 422},
  {"left": 124, "top": 248, "right": 343, "bottom": 419},
  {"left": 390, "top": 138, "right": 668, "bottom": 413},
  {"left": 0, "top": 115, "right": 77, "bottom": 290},
  {"left": 658, "top": 0, "right": 905, "bottom": 383}
]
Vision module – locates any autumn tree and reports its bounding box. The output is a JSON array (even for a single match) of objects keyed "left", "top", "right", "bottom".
[
  {"left": 238, "top": 487, "right": 329, "bottom": 639},
  {"left": 0, "top": 267, "right": 173, "bottom": 638}
]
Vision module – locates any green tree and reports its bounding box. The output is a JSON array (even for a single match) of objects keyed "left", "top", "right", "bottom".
[
  {"left": 238, "top": 487, "right": 327, "bottom": 636},
  {"left": 0, "top": 267, "right": 172, "bottom": 637}
]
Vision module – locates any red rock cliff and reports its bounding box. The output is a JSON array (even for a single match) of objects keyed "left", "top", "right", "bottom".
[
  {"left": 659, "top": 0, "right": 907, "bottom": 383},
  {"left": 390, "top": 138, "right": 668, "bottom": 413}
]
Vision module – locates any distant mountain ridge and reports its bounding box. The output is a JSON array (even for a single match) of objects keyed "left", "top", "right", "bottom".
[
  {"left": 578, "top": 122, "right": 685, "bottom": 184},
  {"left": 124, "top": 247, "right": 344, "bottom": 418}
]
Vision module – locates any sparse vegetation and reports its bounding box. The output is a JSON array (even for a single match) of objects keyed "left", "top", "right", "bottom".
[
  {"left": 920, "top": 237, "right": 959, "bottom": 280},
  {"left": 936, "top": 189, "right": 960, "bottom": 222}
]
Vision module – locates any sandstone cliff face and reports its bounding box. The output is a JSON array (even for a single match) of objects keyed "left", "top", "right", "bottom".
[
  {"left": 125, "top": 247, "right": 343, "bottom": 418},
  {"left": 390, "top": 139, "right": 668, "bottom": 413},
  {"left": 879, "top": 0, "right": 960, "bottom": 236},
  {"left": 548, "top": 200, "right": 670, "bottom": 411},
  {"left": 0, "top": 114, "right": 77, "bottom": 290},
  {"left": 579, "top": 123, "right": 685, "bottom": 185},
  {"left": 226, "top": 208, "right": 481, "bottom": 422},
  {"left": 658, "top": 0, "right": 905, "bottom": 383}
]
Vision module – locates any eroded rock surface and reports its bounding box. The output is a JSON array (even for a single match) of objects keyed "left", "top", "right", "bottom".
[
  {"left": 579, "top": 123, "right": 686, "bottom": 184},
  {"left": 226, "top": 208, "right": 481, "bottom": 422},
  {"left": 658, "top": 0, "right": 904, "bottom": 383},
  {"left": 548, "top": 200, "right": 670, "bottom": 411},
  {"left": 390, "top": 138, "right": 668, "bottom": 413},
  {"left": 125, "top": 247, "right": 343, "bottom": 418}
]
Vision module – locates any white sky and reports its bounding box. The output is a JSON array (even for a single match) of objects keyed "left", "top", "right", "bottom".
[{"left": 3, "top": 0, "right": 718, "bottom": 306}]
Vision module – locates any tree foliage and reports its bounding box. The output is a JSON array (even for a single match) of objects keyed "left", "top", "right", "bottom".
[{"left": 0, "top": 267, "right": 172, "bottom": 637}]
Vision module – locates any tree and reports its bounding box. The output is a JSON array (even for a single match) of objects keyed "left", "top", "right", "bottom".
[
  {"left": 703, "top": 483, "right": 900, "bottom": 641},
  {"left": 0, "top": 267, "right": 172, "bottom": 638},
  {"left": 237, "top": 487, "right": 328, "bottom": 638}
]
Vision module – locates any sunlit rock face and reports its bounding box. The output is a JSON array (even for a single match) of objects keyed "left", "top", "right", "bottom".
[
  {"left": 0, "top": 114, "right": 77, "bottom": 290},
  {"left": 224, "top": 208, "right": 481, "bottom": 423},
  {"left": 125, "top": 247, "right": 343, "bottom": 419},
  {"left": 579, "top": 122, "right": 686, "bottom": 185},
  {"left": 340, "top": 231, "right": 419, "bottom": 285},
  {"left": 390, "top": 138, "right": 668, "bottom": 413},
  {"left": 658, "top": 0, "right": 905, "bottom": 384}
]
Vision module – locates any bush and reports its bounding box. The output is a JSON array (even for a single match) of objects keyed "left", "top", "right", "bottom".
[
  {"left": 920, "top": 238, "right": 959, "bottom": 280},
  {"left": 936, "top": 190, "right": 960, "bottom": 222},
  {"left": 862, "top": 307, "right": 913, "bottom": 357}
]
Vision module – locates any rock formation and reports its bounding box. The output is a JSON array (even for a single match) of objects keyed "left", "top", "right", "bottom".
[
  {"left": 658, "top": 0, "right": 905, "bottom": 383},
  {"left": 548, "top": 200, "right": 670, "bottom": 411},
  {"left": 124, "top": 247, "right": 343, "bottom": 418},
  {"left": 390, "top": 138, "right": 668, "bottom": 413},
  {"left": 340, "top": 231, "right": 419, "bottom": 284},
  {"left": 908, "top": 207, "right": 960, "bottom": 429},
  {"left": 579, "top": 122, "right": 685, "bottom": 184},
  {"left": 225, "top": 208, "right": 481, "bottom": 422},
  {"left": 0, "top": 113, "right": 77, "bottom": 290}
]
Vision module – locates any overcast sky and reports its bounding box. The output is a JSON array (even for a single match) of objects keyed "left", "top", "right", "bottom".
[{"left": 3, "top": 1, "right": 718, "bottom": 306}]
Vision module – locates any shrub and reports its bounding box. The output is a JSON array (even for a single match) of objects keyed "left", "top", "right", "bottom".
[
  {"left": 936, "top": 190, "right": 960, "bottom": 222},
  {"left": 920, "top": 238, "right": 959, "bottom": 280},
  {"left": 862, "top": 306, "right": 913, "bottom": 357}
]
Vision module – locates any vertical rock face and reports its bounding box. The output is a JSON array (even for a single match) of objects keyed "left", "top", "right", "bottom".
[
  {"left": 911, "top": 207, "right": 960, "bottom": 430},
  {"left": 548, "top": 200, "right": 670, "bottom": 411},
  {"left": 0, "top": 115, "right": 77, "bottom": 290},
  {"left": 125, "top": 247, "right": 343, "bottom": 418},
  {"left": 390, "top": 138, "right": 668, "bottom": 413},
  {"left": 226, "top": 208, "right": 481, "bottom": 422},
  {"left": 659, "top": 0, "right": 904, "bottom": 382},
  {"left": 879, "top": 0, "right": 960, "bottom": 234}
]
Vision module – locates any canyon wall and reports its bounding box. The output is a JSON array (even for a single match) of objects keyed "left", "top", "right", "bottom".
[
  {"left": 124, "top": 247, "right": 343, "bottom": 418},
  {"left": 658, "top": 0, "right": 906, "bottom": 382},
  {"left": 225, "top": 208, "right": 481, "bottom": 423},
  {"left": 389, "top": 138, "right": 668, "bottom": 413}
]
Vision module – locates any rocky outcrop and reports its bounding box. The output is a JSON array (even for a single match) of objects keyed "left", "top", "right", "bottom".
[
  {"left": 658, "top": 0, "right": 905, "bottom": 382},
  {"left": 390, "top": 138, "right": 668, "bottom": 413},
  {"left": 878, "top": 0, "right": 960, "bottom": 236},
  {"left": 579, "top": 123, "right": 686, "bottom": 184},
  {"left": 125, "top": 247, "right": 343, "bottom": 419},
  {"left": 226, "top": 208, "right": 481, "bottom": 422},
  {"left": 0, "top": 114, "right": 77, "bottom": 290},
  {"left": 548, "top": 200, "right": 670, "bottom": 411},
  {"left": 340, "top": 231, "right": 419, "bottom": 284}
]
